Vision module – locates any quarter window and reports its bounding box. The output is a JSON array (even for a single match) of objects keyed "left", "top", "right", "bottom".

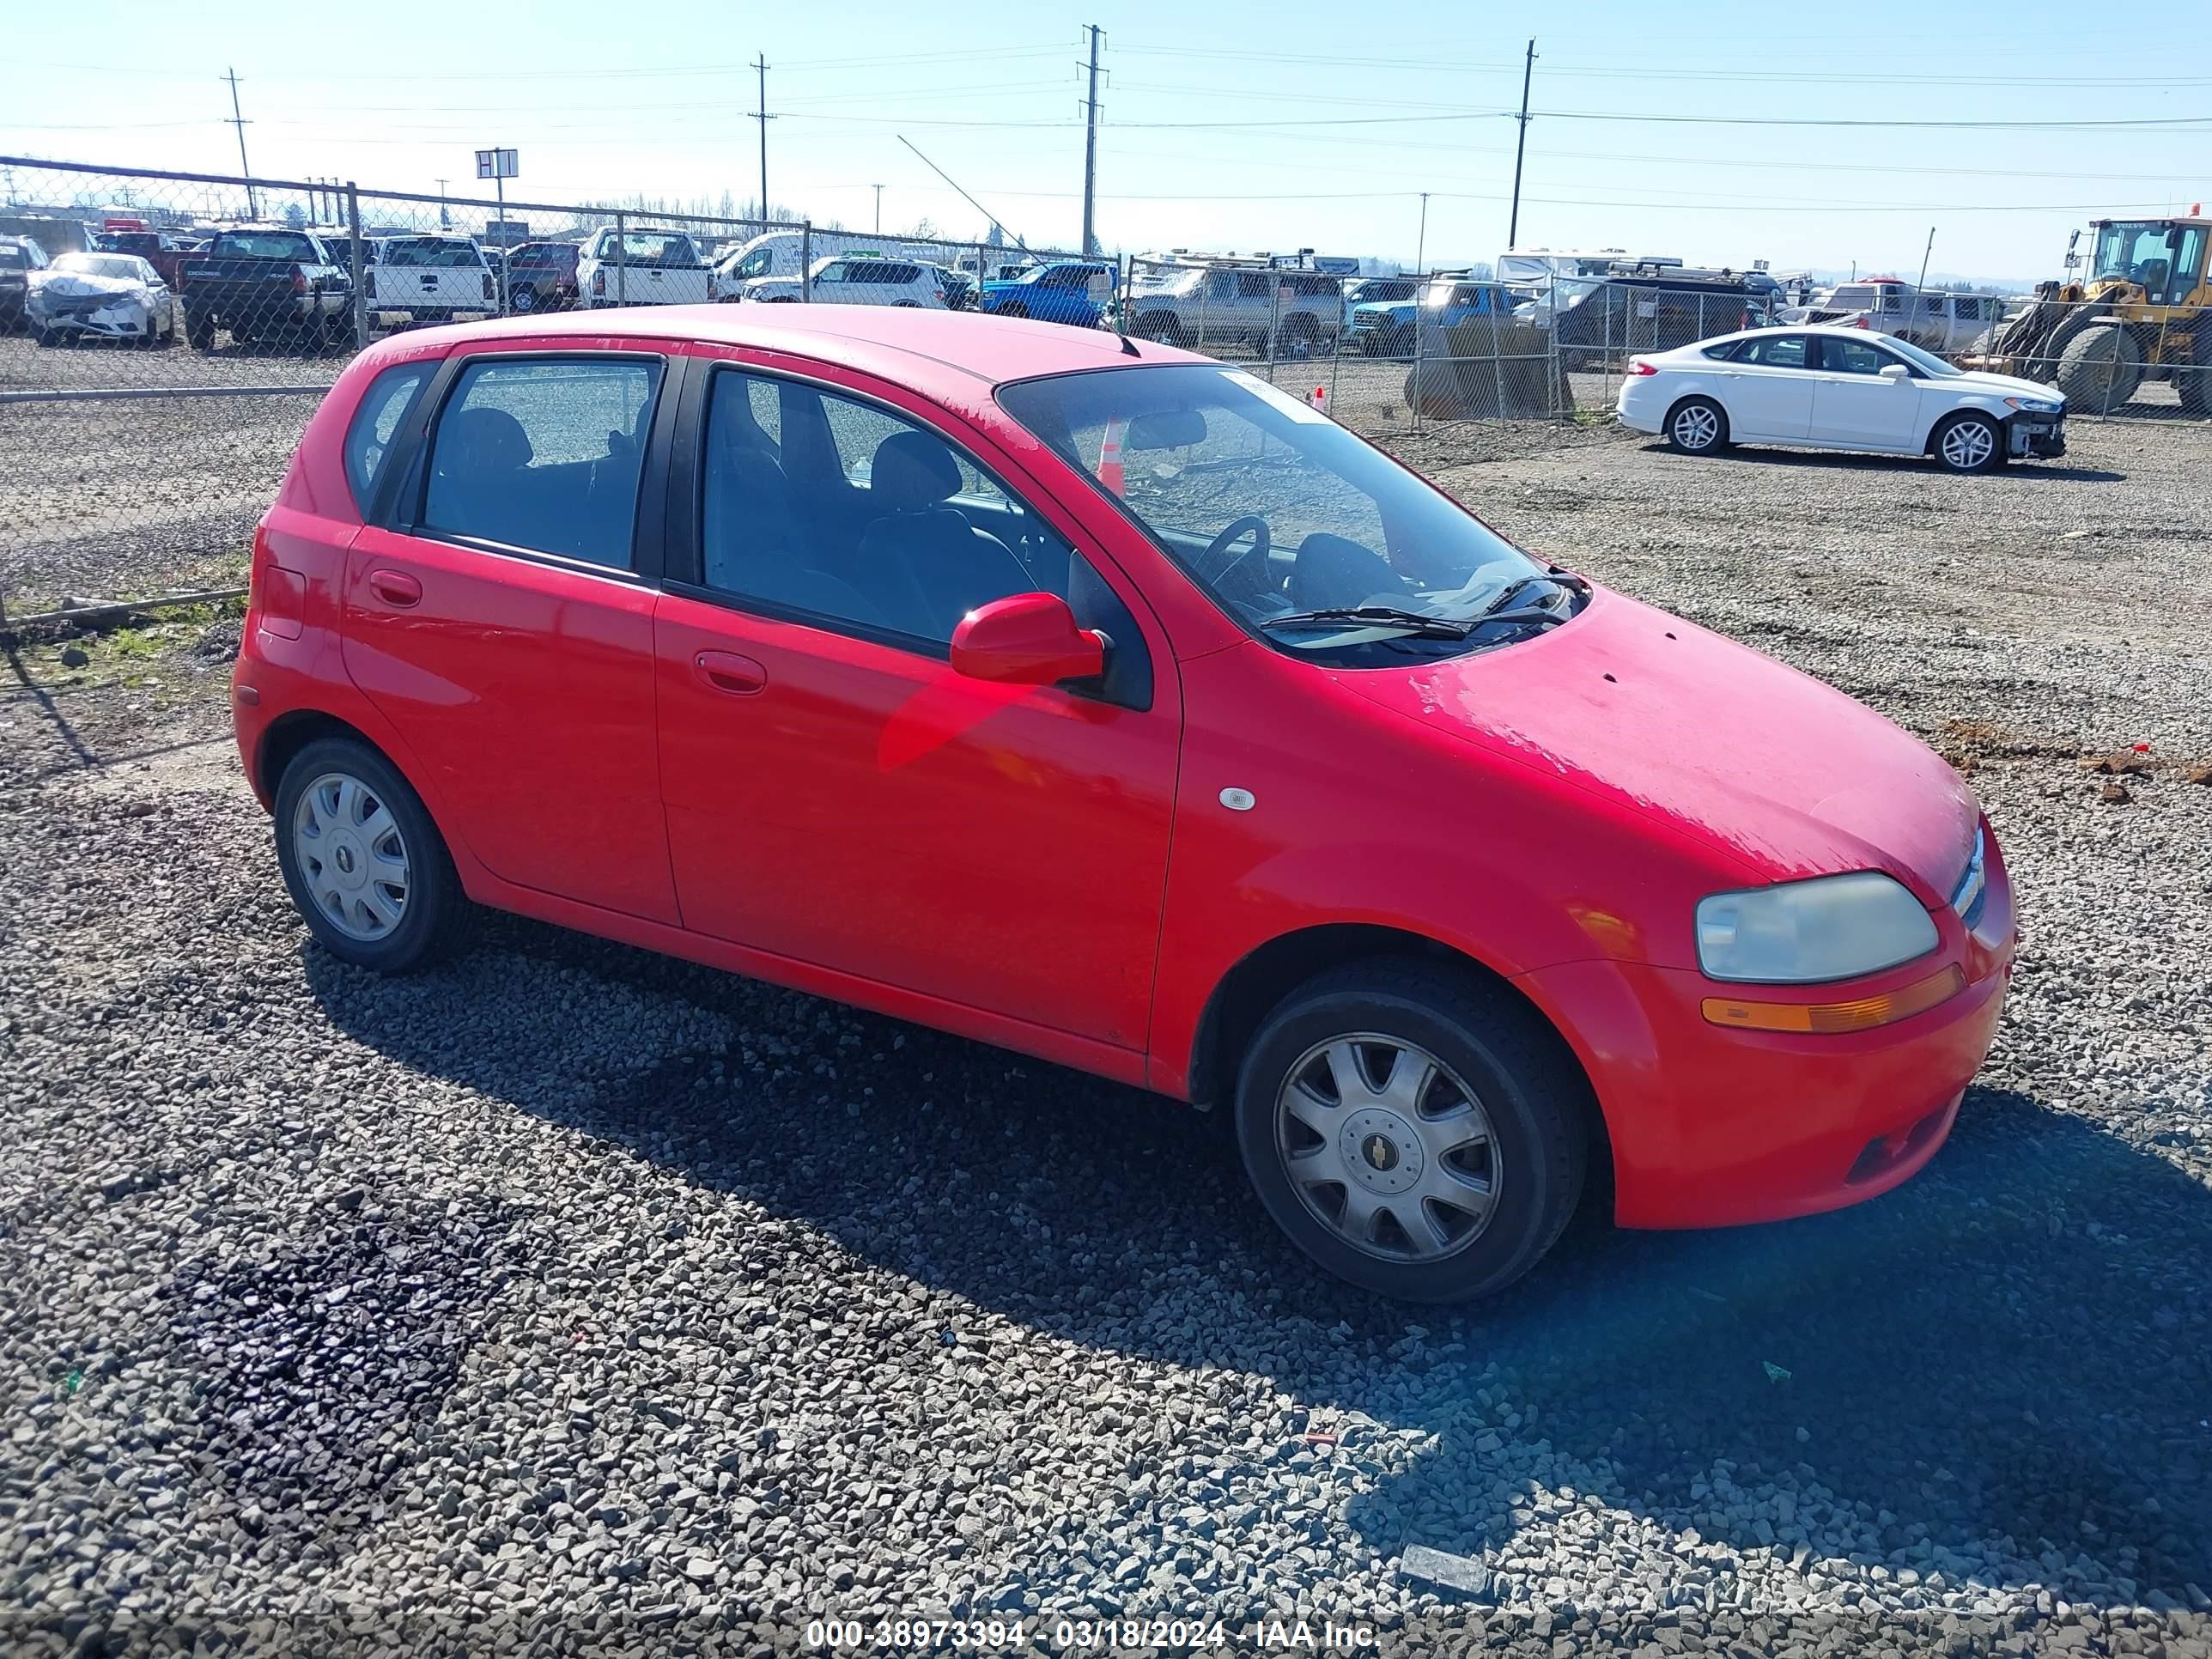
[
  {"left": 422, "top": 356, "right": 662, "bottom": 568},
  {"left": 343, "top": 362, "right": 433, "bottom": 515},
  {"left": 697, "top": 369, "right": 1065, "bottom": 643}
]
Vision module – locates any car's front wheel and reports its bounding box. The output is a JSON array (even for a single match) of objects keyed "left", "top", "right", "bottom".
[
  {"left": 273, "top": 738, "right": 474, "bottom": 973},
  {"left": 1933, "top": 411, "right": 2003, "bottom": 474},
  {"left": 1234, "top": 963, "right": 1589, "bottom": 1303},
  {"left": 1665, "top": 396, "right": 1729, "bottom": 454}
]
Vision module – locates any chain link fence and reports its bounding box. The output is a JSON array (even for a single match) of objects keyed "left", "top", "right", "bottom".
[{"left": 6, "top": 154, "right": 2207, "bottom": 623}]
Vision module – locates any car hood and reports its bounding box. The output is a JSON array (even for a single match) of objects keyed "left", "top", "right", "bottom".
[
  {"left": 1944, "top": 368, "right": 2063, "bottom": 403},
  {"left": 30, "top": 272, "right": 143, "bottom": 297},
  {"left": 1343, "top": 586, "right": 1978, "bottom": 901},
  {"left": 1353, "top": 301, "right": 1417, "bottom": 322}
]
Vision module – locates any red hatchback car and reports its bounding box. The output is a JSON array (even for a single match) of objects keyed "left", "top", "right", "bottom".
[{"left": 234, "top": 306, "right": 2015, "bottom": 1301}]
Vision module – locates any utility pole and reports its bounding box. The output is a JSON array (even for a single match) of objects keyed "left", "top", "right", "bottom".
[
  {"left": 751, "top": 56, "right": 773, "bottom": 223},
  {"left": 872, "top": 184, "right": 883, "bottom": 234},
  {"left": 1415, "top": 192, "right": 1430, "bottom": 276},
  {"left": 1506, "top": 39, "right": 1535, "bottom": 250},
  {"left": 224, "top": 67, "right": 257, "bottom": 218},
  {"left": 434, "top": 179, "right": 450, "bottom": 229},
  {"left": 1913, "top": 226, "right": 1936, "bottom": 295},
  {"left": 1079, "top": 24, "right": 1103, "bottom": 257}
]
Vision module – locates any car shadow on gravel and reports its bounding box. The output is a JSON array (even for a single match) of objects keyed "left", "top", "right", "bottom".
[
  {"left": 1638, "top": 442, "right": 2128, "bottom": 485},
  {"left": 306, "top": 923, "right": 2212, "bottom": 1610}
]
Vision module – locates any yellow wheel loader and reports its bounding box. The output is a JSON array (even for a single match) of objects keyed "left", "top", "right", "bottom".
[{"left": 1970, "top": 213, "right": 2211, "bottom": 414}]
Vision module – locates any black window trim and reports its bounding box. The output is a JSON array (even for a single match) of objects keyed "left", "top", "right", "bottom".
[
  {"left": 664, "top": 356, "right": 1157, "bottom": 708},
  {"left": 374, "top": 345, "right": 683, "bottom": 585}
]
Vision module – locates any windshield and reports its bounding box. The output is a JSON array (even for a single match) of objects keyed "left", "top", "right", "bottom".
[
  {"left": 599, "top": 231, "right": 703, "bottom": 268},
  {"left": 1876, "top": 335, "right": 1964, "bottom": 379},
  {"left": 997, "top": 364, "right": 1566, "bottom": 662},
  {"left": 52, "top": 253, "right": 143, "bottom": 281}
]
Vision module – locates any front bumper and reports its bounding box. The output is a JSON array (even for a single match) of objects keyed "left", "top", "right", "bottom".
[
  {"left": 2008, "top": 414, "right": 2065, "bottom": 459},
  {"left": 31, "top": 302, "right": 155, "bottom": 338},
  {"left": 1518, "top": 830, "right": 2017, "bottom": 1230}
]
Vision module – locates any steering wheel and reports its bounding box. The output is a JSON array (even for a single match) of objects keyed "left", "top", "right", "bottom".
[{"left": 1201, "top": 514, "right": 1272, "bottom": 594}]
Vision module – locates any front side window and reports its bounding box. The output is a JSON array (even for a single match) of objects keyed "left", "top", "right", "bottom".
[
  {"left": 738, "top": 246, "right": 775, "bottom": 278},
  {"left": 999, "top": 364, "right": 1567, "bottom": 665},
  {"left": 344, "top": 361, "right": 434, "bottom": 514},
  {"left": 1819, "top": 337, "right": 1899, "bottom": 376},
  {"left": 697, "top": 369, "right": 1063, "bottom": 643},
  {"left": 422, "top": 356, "right": 662, "bottom": 568}
]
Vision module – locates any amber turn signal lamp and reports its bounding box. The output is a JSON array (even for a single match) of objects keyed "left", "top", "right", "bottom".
[{"left": 1702, "top": 964, "right": 1966, "bottom": 1035}]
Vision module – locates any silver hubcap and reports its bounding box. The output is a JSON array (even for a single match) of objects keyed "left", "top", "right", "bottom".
[
  {"left": 1942, "top": 420, "right": 1994, "bottom": 469},
  {"left": 1274, "top": 1035, "right": 1500, "bottom": 1262},
  {"left": 1673, "top": 404, "right": 1719, "bottom": 449},
  {"left": 292, "top": 771, "right": 410, "bottom": 941}
]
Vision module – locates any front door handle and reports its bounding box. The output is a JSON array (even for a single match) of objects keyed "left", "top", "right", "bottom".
[
  {"left": 367, "top": 568, "right": 422, "bottom": 607},
  {"left": 693, "top": 649, "right": 767, "bottom": 696}
]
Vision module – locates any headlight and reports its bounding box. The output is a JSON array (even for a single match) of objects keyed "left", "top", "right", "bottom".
[
  {"left": 2004, "top": 396, "right": 2062, "bottom": 415},
  {"left": 1695, "top": 872, "right": 1940, "bottom": 984}
]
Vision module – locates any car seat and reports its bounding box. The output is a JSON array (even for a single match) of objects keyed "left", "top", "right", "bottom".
[{"left": 854, "top": 430, "right": 1031, "bottom": 639}]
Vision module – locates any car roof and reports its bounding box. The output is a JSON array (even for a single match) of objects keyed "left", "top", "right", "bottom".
[
  {"left": 1684, "top": 323, "right": 1922, "bottom": 347},
  {"left": 372, "top": 303, "right": 1204, "bottom": 389}
]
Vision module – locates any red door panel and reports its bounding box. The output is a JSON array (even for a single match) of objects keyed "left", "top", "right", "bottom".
[
  {"left": 653, "top": 592, "right": 1177, "bottom": 1050},
  {"left": 343, "top": 526, "right": 678, "bottom": 924}
]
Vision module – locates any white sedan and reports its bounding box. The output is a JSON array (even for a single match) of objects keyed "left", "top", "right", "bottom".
[
  {"left": 26, "top": 251, "right": 174, "bottom": 347},
  {"left": 1615, "top": 324, "right": 2065, "bottom": 474}
]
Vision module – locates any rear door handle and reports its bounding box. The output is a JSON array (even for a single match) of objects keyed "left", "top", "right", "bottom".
[
  {"left": 367, "top": 569, "right": 422, "bottom": 607},
  {"left": 693, "top": 650, "right": 767, "bottom": 696}
]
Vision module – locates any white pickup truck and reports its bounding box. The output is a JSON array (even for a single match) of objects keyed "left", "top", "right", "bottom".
[
  {"left": 578, "top": 228, "right": 714, "bottom": 308},
  {"left": 368, "top": 235, "right": 496, "bottom": 326}
]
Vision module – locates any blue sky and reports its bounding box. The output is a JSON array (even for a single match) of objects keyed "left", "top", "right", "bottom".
[{"left": 6, "top": 0, "right": 2209, "bottom": 282}]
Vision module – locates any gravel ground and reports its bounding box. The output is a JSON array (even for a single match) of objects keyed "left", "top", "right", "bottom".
[{"left": 2, "top": 410, "right": 2210, "bottom": 1658}]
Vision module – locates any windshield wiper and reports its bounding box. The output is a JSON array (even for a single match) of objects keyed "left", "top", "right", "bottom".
[
  {"left": 1261, "top": 605, "right": 1477, "bottom": 639},
  {"left": 1480, "top": 571, "right": 1583, "bottom": 617}
]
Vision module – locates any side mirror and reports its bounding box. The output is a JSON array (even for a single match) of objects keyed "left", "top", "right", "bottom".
[
  {"left": 950, "top": 592, "right": 1106, "bottom": 687},
  {"left": 1880, "top": 364, "right": 1912, "bottom": 383}
]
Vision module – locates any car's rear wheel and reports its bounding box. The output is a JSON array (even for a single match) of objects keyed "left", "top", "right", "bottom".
[
  {"left": 273, "top": 738, "right": 474, "bottom": 973},
  {"left": 997, "top": 301, "right": 1029, "bottom": 319},
  {"left": 1234, "top": 963, "right": 1589, "bottom": 1303},
  {"left": 1665, "top": 395, "right": 1729, "bottom": 454},
  {"left": 1933, "top": 411, "right": 2003, "bottom": 474}
]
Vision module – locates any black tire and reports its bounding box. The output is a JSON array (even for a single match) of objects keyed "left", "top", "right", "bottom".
[
  {"left": 510, "top": 283, "right": 539, "bottom": 313},
  {"left": 272, "top": 738, "right": 474, "bottom": 973},
  {"left": 2182, "top": 369, "right": 2211, "bottom": 417},
  {"left": 1931, "top": 410, "right": 2004, "bottom": 475},
  {"left": 33, "top": 326, "right": 59, "bottom": 349},
  {"left": 997, "top": 301, "right": 1029, "bottom": 319},
  {"left": 1664, "top": 395, "right": 1729, "bottom": 454},
  {"left": 186, "top": 310, "right": 216, "bottom": 350},
  {"left": 1233, "top": 961, "right": 1589, "bottom": 1303}
]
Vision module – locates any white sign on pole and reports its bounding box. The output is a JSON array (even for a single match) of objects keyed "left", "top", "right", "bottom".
[{"left": 475, "top": 149, "right": 520, "bottom": 180}]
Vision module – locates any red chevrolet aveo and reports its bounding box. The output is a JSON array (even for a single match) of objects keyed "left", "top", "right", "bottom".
[{"left": 234, "top": 305, "right": 2014, "bottom": 1301}]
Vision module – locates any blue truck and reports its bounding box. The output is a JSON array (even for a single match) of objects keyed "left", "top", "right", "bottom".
[{"left": 977, "top": 259, "right": 1115, "bottom": 328}]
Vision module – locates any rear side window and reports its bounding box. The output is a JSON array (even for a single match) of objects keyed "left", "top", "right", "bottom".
[
  {"left": 1735, "top": 333, "right": 1809, "bottom": 368},
  {"left": 422, "top": 356, "right": 663, "bottom": 568},
  {"left": 343, "top": 362, "right": 434, "bottom": 515}
]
